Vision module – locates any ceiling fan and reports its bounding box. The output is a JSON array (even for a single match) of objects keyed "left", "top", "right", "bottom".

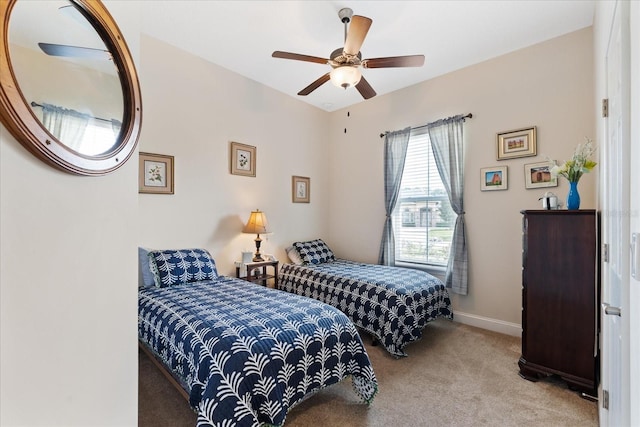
[
  {"left": 37, "top": 5, "right": 111, "bottom": 61},
  {"left": 38, "top": 42, "right": 111, "bottom": 60},
  {"left": 272, "top": 7, "right": 425, "bottom": 100}
]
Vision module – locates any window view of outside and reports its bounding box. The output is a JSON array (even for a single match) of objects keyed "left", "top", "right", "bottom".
[{"left": 392, "top": 132, "right": 454, "bottom": 266}]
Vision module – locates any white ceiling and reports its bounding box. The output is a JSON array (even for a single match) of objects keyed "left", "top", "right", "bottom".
[{"left": 141, "top": 1, "right": 594, "bottom": 112}]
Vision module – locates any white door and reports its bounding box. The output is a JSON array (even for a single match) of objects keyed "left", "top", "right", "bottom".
[
  {"left": 600, "top": 1, "right": 631, "bottom": 425},
  {"left": 629, "top": 3, "right": 640, "bottom": 423}
]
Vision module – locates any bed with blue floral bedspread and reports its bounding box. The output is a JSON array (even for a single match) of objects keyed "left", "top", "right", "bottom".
[
  {"left": 138, "top": 248, "right": 377, "bottom": 427},
  {"left": 278, "top": 240, "right": 453, "bottom": 357}
]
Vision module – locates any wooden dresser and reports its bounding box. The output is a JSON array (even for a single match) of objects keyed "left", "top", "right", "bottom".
[{"left": 519, "top": 210, "right": 599, "bottom": 395}]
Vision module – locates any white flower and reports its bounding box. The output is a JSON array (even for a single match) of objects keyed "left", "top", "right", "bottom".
[{"left": 549, "top": 137, "right": 597, "bottom": 183}]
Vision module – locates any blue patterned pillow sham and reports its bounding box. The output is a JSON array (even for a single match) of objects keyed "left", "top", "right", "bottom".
[
  {"left": 148, "top": 248, "right": 218, "bottom": 287},
  {"left": 293, "top": 239, "right": 335, "bottom": 265}
]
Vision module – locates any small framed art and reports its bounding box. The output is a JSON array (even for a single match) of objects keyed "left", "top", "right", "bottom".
[
  {"left": 481, "top": 166, "right": 508, "bottom": 191},
  {"left": 524, "top": 161, "right": 558, "bottom": 189},
  {"left": 230, "top": 142, "right": 256, "bottom": 177},
  {"left": 496, "top": 126, "right": 537, "bottom": 160},
  {"left": 292, "top": 176, "right": 310, "bottom": 203},
  {"left": 139, "top": 152, "right": 174, "bottom": 194}
]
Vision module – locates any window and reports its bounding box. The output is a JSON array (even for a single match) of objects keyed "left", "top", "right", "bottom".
[
  {"left": 392, "top": 130, "right": 454, "bottom": 266},
  {"left": 80, "top": 118, "right": 121, "bottom": 156},
  {"left": 38, "top": 103, "right": 121, "bottom": 156}
]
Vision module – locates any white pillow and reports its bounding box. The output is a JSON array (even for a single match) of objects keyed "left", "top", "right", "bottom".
[{"left": 285, "top": 246, "right": 304, "bottom": 265}]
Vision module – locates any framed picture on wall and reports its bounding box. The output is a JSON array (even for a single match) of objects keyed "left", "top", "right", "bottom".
[
  {"left": 524, "top": 161, "right": 558, "bottom": 189},
  {"left": 230, "top": 141, "right": 256, "bottom": 177},
  {"left": 496, "top": 126, "right": 537, "bottom": 160},
  {"left": 292, "top": 176, "right": 310, "bottom": 203},
  {"left": 139, "top": 152, "right": 174, "bottom": 194},
  {"left": 480, "top": 166, "right": 508, "bottom": 191}
]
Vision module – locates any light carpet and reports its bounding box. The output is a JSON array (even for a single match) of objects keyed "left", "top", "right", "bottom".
[{"left": 139, "top": 319, "right": 598, "bottom": 426}]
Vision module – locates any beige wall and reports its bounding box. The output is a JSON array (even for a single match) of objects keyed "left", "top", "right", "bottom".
[
  {"left": 137, "top": 35, "right": 331, "bottom": 275},
  {"left": 11, "top": 44, "right": 122, "bottom": 121},
  {"left": 0, "top": 2, "right": 140, "bottom": 426},
  {"left": 327, "top": 28, "right": 595, "bottom": 334}
]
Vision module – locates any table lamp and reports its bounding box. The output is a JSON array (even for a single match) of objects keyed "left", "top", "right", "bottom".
[{"left": 243, "top": 209, "right": 270, "bottom": 262}]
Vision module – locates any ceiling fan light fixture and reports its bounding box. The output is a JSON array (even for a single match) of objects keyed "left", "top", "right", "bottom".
[{"left": 330, "top": 66, "right": 361, "bottom": 89}]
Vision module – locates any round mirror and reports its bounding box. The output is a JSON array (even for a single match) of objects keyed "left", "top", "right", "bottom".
[{"left": 0, "top": 0, "right": 142, "bottom": 176}]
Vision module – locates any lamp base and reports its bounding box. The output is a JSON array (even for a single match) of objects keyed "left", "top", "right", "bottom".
[{"left": 253, "top": 235, "right": 264, "bottom": 262}]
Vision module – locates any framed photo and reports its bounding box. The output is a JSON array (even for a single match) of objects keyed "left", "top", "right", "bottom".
[
  {"left": 496, "top": 126, "right": 537, "bottom": 160},
  {"left": 230, "top": 142, "right": 256, "bottom": 177},
  {"left": 139, "top": 152, "right": 174, "bottom": 194},
  {"left": 524, "top": 161, "right": 558, "bottom": 189},
  {"left": 480, "top": 166, "right": 508, "bottom": 191},
  {"left": 292, "top": 176, "right": 310, "bottom": 203}
]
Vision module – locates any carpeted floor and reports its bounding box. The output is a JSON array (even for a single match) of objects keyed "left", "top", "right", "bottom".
[{"left": 139, "top": 319, "right": 598, "bottom": 426}]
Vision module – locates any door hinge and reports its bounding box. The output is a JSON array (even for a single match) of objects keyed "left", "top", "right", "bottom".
[
  {"left": 603, "top": 389, "right": 609, "bottom": 409},
  {"left": 603, "top": 243, "right": 609, "bottom": 263},
  {"left": 602, "top": 98, "right": 609, "bottom": 118}
]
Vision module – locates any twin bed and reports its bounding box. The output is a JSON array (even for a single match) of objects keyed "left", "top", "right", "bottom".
[
  {"left": 278, "top": 239, "right": 453, "bottom": 357},
  {"left": 138, "top": 241, "right": 452, "bottom": 425},
  {"left": 138, "top": 248, "right": 377, "bottom": 427}
]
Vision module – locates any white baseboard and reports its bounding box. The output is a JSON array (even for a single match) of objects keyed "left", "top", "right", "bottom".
[{"left": 452, "top": 311, "right": 521, "bottom": 337}]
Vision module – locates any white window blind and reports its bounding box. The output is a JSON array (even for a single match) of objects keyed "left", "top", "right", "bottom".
[{"left": 392, "top": 130, "right": 454, "bottom": 266}]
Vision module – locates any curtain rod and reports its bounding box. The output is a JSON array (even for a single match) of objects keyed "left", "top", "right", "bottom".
[
  {"left": 379, "top": 113, "right": 473, "bottom": 138},
  {"left": 30, "top": 101, "right": 113, "bottom": 123}
]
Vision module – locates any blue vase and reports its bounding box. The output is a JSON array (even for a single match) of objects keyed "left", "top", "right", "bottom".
[{"left": 566, "top": 181, "right": 580, "bottom": 210}]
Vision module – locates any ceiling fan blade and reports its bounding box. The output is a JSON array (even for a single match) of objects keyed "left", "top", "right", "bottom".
[
  {"left": 363, "top": 55, "right": 425, "bottom": 69},
  {"left": 298, "top": 73, "right": 331, "bottom": 96},
  {"left": 272, "top": 51, "right": 328, "bottom": 65},
  {"left": 38, "top": 43, "right": 111, "bottom": 60},
  {"left": 343, "top": 15, "right": 372, "bottom": 56},
  {"left": 355, "top": 76, "right": 376, "bottom": 100}
]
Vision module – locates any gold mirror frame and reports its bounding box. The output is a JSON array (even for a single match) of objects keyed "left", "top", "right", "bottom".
[{"left": 0, "top": 0, "right": 142, "bottom": 176}]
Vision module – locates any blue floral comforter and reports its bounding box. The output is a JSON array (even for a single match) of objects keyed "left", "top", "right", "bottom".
[
  {"left": 277, "top": 260, "right": 453, "bottom": 357},
  {"left": 138, "top": 277, "right": 377, "bottom": 427}
]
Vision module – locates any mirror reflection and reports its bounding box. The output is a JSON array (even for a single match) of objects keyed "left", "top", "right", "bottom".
[{"left": 8, "top": 0, "right": 124, "bottom": 156}]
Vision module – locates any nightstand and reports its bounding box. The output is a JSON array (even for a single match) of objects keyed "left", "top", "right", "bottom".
[{"left": 235, "top": 260, "right": 279, "bottom": 286}]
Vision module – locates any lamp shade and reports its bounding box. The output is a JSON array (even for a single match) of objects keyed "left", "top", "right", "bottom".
[
  {"left": 330, "top": 66, "right": 362, "bottom": 88},
  {"left": 243, "top": 209, "right": 269, "bottom": 234}
]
